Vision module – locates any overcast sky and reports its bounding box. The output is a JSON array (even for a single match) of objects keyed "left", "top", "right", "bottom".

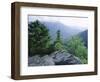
[{"left": 28, "top": 15, "right": 88, "bottom": 30}]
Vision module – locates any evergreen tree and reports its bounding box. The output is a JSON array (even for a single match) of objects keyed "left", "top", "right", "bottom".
[
  {"left": 56, "top": 30, "right": 62, "bottom": 43},
  {"left": 28, "top": 20, "right": 51, "bottom": 56},
  {"left": 53, "top": 30, "right": 63, "bottom": 51}
]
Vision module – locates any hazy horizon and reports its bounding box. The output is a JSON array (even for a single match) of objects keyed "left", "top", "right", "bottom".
[{"left": 28, "top": 15, "right": 88, "bottom": 31}]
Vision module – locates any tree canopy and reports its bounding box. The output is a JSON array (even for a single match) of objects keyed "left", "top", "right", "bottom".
[{"left": 28, "top": 20, "right": 51, "bottom": 56}]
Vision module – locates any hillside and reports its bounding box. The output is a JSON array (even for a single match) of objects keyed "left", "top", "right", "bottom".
[
  {"left": 41, "top": 21, "right": 83, "bottom": 42},
  {"left": 79, "top": 30, "right": 88, "bottom": 47}
]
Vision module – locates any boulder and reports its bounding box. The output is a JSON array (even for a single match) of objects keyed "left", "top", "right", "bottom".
[
  {"left": 28, "top": 55, "right": 55, "bottom": 66},
  {"left": 39, "top": 55, "right": 55, "bottom": 66},
  {"left": 28, "top": 55, "right": 41, "bottom": 66},
  {"left": 50, "top": 50, "right": 82, "bottom": 65}
]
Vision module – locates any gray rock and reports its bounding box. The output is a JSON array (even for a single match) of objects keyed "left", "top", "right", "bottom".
[
  {"left": 50, "top": 50, "right": 81, "bottom": 65},
  {"left": 28, "top": 55, "right": 41, "bottom": 66},
  {"left": 50, "top": 50, "right": 71, "bottom": 63},
  {"left": 28, "top": 50, "right": 82, "bottom": 66},
  {"left": 28, "top": 55, "right": 55, "bottom": 66},
  {"left": 39, "top": 55, "right": 55, "bottom": 66}
]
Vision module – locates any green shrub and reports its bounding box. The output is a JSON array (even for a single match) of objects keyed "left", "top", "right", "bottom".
[{"left": 66, "top": 36, "right": 87, "bottom": 64}]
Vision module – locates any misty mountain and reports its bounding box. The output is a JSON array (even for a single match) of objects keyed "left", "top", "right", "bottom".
[
  {"left": 79, "top": 30, "right": 88, "bottom": 47},
  {"left": 41, "top": 21, "right": 83, "bottom": 42}
]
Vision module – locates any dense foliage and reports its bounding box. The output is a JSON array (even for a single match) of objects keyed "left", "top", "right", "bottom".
[
  {"left": 65, "top": 36, "right": 87, "bottom": 64},
  {"left": 28, "top": 20, "right": 51, "bottom": 56}
]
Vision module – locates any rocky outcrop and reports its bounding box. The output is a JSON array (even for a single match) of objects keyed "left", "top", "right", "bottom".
[
  {"left": 28, "top": 55, "right": 55, "bottom": 66},
  {"left": 50, "top": 50, "right": 81, "bottom": 65},
  {"left": 28, "top": 50, "right": 82, "bottom": 66}
]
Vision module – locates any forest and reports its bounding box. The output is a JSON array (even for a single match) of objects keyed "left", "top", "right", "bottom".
[{"left": 28, "top": 20, "right": 87, "bottom": 65}]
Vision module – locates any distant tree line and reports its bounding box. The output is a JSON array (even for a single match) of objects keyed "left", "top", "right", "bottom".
[{"left": 28, "top": 20, "right": 87, "bottom": 64}]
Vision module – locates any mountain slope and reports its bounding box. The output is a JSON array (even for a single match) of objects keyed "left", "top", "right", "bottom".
[
  {"left": 79, "top": 30, "right": 88, "bottom": 47},
  {"left": 42, "top": 21, "right": 82, "bottom": 42}
]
